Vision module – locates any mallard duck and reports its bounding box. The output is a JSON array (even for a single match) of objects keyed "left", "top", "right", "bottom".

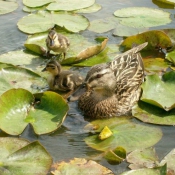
[
  {"left": 46, "top": 29, "right": 70, "bottom": 58},
  {"left": 68, "top": 42, "right": 148, "bottom": 118},
  {"left": 42, "top": 60, "right": 83, "bottom": 91}
]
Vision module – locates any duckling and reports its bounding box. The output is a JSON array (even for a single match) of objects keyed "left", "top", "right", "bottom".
[
  {"left": 42, "top": 60, "right": 83, "bottom": 91},
  {"left": 46, "top": 29, "right": 70, "bottom": 59},
  {"left": 68, "top": 42, "right": 148, "bottom": 118}
]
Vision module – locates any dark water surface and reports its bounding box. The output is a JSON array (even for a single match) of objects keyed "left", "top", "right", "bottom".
[{"left": 1, "top": 0, "right": 175, "bottom": 174}]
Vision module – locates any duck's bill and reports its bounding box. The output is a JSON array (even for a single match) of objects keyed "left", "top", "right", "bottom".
[
  {"left": 42, "top": 67, "right": 47, "bottom": 72},
  {"left": 68, "top": 83, "right": 86, "bottom": 102}
]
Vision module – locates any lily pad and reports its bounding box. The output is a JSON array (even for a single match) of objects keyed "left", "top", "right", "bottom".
[
  {"left": 23, "top": 0, "right": 54, "bottom": 7},
  {"left": 0, "top": 89, "right": 68, "bottom": 135},
  {"left": 46, "top": 0, "right": 95, "bottom": 11},
  {"left": 51, "top": 158, "right": 114, "bottom": 175},
  {"left": 166, "top": 50, "right": 175, "bottom": 65},
  {"left": 114, "top": 7, "right": 171, "bottom": 28},
  {"left": 23, "top": 5, "right": 47, "bottom": 12},
  {"left": 156, "top": 0, "right": 175, "bottom": 5},
  {"left": 0, "top": 137, "right": 52, "bottom": 175},
  {"left": 75, "top": 4, "right": 101, "bottom": 13},
  {"left": 127, "top": 147, "right": 159, "bottom": 169},
  {"left": 132, "top": 101, "right": 175, "bottom": 125},
  {"left": 0, "top": 0, "right": 18, "bottom": 15},
  {"left": 141, "top": 73, "right": 175, "bottom": 111},
  {"left": 24, "top": 31, "right": 108, "bottom": 64},
  {"left": 17, "top": 11, "right": 89, "bottom": 34},
  {"left": 84, "top": 117, "right": 162, "bottom": 153},
  {"left": 121, "top": 30, "right": 172, "bottom": 51},
  {"left": 0, "top": 66, "right": 47, "bottom": 95}
]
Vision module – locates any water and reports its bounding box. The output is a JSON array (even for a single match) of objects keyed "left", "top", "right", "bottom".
[{"left": 1, "top": 0, "right": 175, "bottom": 174}]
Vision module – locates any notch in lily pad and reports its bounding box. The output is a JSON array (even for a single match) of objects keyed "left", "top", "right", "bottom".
[{"left": 0, "top": 88, "right": 69, "bottom": 135}]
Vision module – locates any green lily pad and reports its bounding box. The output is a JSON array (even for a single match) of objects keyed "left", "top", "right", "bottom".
[
  {"left": 17, "top": 11, "right": 89, "bottom": 34},
  {"left": 166, "top": 50, "right": 175, "bottom": 65},
  {"left": 0, "top": 137, "right": 52, "bottom": 175},
  {"left": 132, "top": 101, "right": 175, "bottom": 125},
  {"left": 51, "top": 158, "right": 114, "bottom": 175},
  {"left": 23, "top": 5, "right": 47, "bottom": 12},
  {"left": 127, "top": 147, "right": 159, "bottom": 169},
  {"left": 84, "top": 117, "right": 162, "bottom": 153},
  {"left": 24, "top": 31, "right": 108, "bottom": 64},
  {"left": 114, "top": 7, "right": 171, "bottom": 28},
  {"left": 46, "top": 0, "right": 95, "bottom": 11},
  {"left": 156, "top": 0, "right": 175, "bottom": 5},
  {"left": 0, "top": 66, "right": 47, "bottom": 95},
  {"left": 141, "top": 73, "right": 175, "bottom": 111},
  {"left": 75, "top": 4, "right": 101, "bottom": 13},
  {"left": 0, "top": 89, "right": 68, "bottom": 135},
  {"left": 121, "top": 30, "right": 172, "bottom": 51},
  {"left": 23, "top": 0, "right": 54, "bottom": 7},
  {"left": 0, "top": 0, "right": 18, "bottom": 15}
]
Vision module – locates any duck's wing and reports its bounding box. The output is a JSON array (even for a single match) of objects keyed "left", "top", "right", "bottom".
[{"left": 109, "top": 42, "right": 148, "bottom": 95}]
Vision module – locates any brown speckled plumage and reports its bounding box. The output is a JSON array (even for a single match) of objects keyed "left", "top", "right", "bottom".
[{"left": 70, "top": 42, "right": 148, "bottom": 118}]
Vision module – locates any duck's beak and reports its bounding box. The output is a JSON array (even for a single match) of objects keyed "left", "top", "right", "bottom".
[
  {"left": 67, "top": 83, "right": 86, "bottom": 102},
  {"left": 42, "top": 67, "right": 47, "bottom": 72},
  {"left": 50, "top": 39, "right": 55, "bottom": 46}
]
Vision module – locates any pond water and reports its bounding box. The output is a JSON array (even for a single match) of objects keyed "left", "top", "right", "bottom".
[{"left": 1, "top": 0, "right": 175, "bottom": 174}]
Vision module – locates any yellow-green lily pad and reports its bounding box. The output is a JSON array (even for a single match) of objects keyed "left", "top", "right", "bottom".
[
  {"left": 114, "top": 7, "right": 171, "bottom": 28},
  {"left": 46, "top": 0, "right": 95, "bottom": 11},
  {"left": 75, "top": 3, "right": 101, "bottom": 13},
  {"left": 17, "top": 11, "right": 89, "bottom": 34},
  {"left": 0, "top": 89, "right": 68, "bottom": 135},
  {"left": 0, "top": 0, "right": 18, "bottom": 15},
  {"left": 0, "top": 137, "right": 52, "bottom": 175},
  {"left": 23, "top": 0, "right": 54, "bottom": 7},
  {"left": 84, "top": 117, "right": 162, "bottom": 153}
]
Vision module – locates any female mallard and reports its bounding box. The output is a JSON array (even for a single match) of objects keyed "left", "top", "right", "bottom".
[
  {"left": 68, "top": 42, "right": 148, "bottom": 118},
  {"left": 46, "top": 29, "right": 70, "bottom": 58},
  {"left": 42, "top": 60, "right": 83, "bottom": 91}
]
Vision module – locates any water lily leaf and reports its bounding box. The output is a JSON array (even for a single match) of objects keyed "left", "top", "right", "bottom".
[
  {"left": 0, "top": 89, "right": 68, "bottom": 135},
  {"left": 75, "top": 4, "right": 101, "bottom": 13},
  {"left": 46, "top": 0, "right": 95, "bottom": 11},
  {"left": 143, "top": 57, "right": 169, "bottom": 74},
  {"left": 163, "top": 29, "right": 175, "bottom": 43},
  {"left": 166, "top": 50, "right": 175, "bottom": 65},
  {"left": 120, "top": 168, "right": 161, "bottom": 175},
  {"left": 23, "top": 5, "right": 47, "bottom": 12},
  {"left": 51, "top": 158, "right": 114, "bottom": 175},
  {"left": 0, "top": 138, "right": 52, "bottom": 175},
  {"left": 25, "top": 31, "right": 108, "bottom": 64},
  {"left": 114, "top": 7, "right": 171, "bottom": 28},
  {"left": 88, "top": 16, "right": 119, "bottom": 33},
  {"left": 17, "top": 11, "right": 89, "bottom": 34},
  {"left": 23, "top": 0, "right": 54, "bottom": 7},
  {"left": 156, "top": 0, "right": 175, "bottom": 5},
  {"left": 0, "top": 66, "right": 47, "bottom": 95},
  {"left": 0, "top": 0, "right": 18, "bottom": 15},
  {"left": 84, "top": 117, "right": 162, "bottom": 153},
  {"left": 99, "top": 126, "right": 113, "bottom": 140},
  {"left": 141, "top": 73, "right": 175, "bottom": 111},
  {"left": 127, "top": 147, "right": 159, "bottom": 170},
  {"left": 121, "top": 30, "right": 172, "bottom": 51},
  {"left": 132, "top": 101, "right": 175, "bottom": 125},
  {"left": 160, "top": 148, "right": 175, "bottom": 172}
]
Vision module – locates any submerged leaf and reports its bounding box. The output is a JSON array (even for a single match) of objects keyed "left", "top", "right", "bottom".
[
  {"left": 51, "top": 158, "right": 114, "bottom": 175},
  {"left": 84, "top": 117, "right": 162, "bottom": 153},
  {"left": 114, "top": 7, "right": 171, "bottom": 28},
  {"left": 141, "top": 73, "right": 175, "bottom": 111},
  {"left": 0, "top": 138, "right": 52, "bottom": 175},
  {"left": 0, "top": 0, "right": 18, "bottom": 15}
]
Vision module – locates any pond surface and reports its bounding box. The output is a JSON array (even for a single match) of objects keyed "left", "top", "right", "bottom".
[{"left": 1, "top": 0, "right": 175, "bottom": 174}]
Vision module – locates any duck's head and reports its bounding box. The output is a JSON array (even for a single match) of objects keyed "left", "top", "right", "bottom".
[
  {"left": 47, "top": 30, "right": 58, "bottom": 47},
  {"left": 42, "top": 60, "right": 61, "bottom": 76}
]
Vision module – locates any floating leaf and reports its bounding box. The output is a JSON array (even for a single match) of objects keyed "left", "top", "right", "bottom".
[
  {"left": 156, "top": 0, "right": 175, "bottom": 5},
  {"left": 0, "top": 66, "right": 47, "bottom": 95},
  {"left": 127, "top": 147, "right": 159, "bottom": 169},
  {"left": 51, "top": 158, "right": 114, "bottom": 175},
  {"left": 24, "top": 31, "right": 108, "bottom": 64},
  {"left": 121, "top": 30, "right": 172, "bottom": 51},
  {"left": 84, "top": 117, "right": 162, "bottom": 153},
  {"left": 17, "top": 11, "right": 89, "bottom": 34},
  {"left": 23, "top": 5, "right": 47, "bottom": 12},
  {"left": 166, "top": 50, "right": 175, "bottom": 65},
  {"left": 141, "top": 73, "right": 175, "bottom": 111},
  {"left": 114, "top": 7, "right": 171, "bottom": 28},
  {"left": 75, "top": 3, "right": 101, "bottom": 13},
  {"left": 23, "top": 0, "right": 54, "bottom": 7},
  {"left": 0, "top": 137, "right": 52, "bottom": 175},
  {"left": 46, "top": 0, "right": 95, "bottom": 11},
  {"left": 132, "top": 101, "right": 175, "bottom": 125},
  {"left": 0, "top": 89, "right": 68, "bottom": 135},
  {"left": 0, "top": 0, "right": 18, "bottom": 15}
]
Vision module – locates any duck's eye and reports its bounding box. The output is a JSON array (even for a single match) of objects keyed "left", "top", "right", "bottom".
[{"left": 96, "top": 74, "right": 103, "bottom": 78}]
